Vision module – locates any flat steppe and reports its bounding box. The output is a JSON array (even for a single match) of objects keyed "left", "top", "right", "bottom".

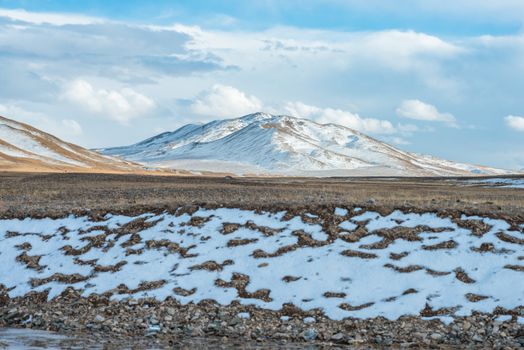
[{"left": 0, "top": 172, "right": 522, "bottom": 218}]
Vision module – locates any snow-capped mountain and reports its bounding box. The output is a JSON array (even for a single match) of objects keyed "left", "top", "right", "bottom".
[
  {"left": 0, "top": 115, "right": 142, "bottom": 173},
  {"left": 100, "top": 113, "right": 510, "bottom": 176}
]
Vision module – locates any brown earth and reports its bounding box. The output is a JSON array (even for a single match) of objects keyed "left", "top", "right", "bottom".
[{"left": 0, "top": 172, "right": 523, "bottom": 219}]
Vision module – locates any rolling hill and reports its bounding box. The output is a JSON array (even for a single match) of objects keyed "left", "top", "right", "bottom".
[{"left": 0, "top": 115, "right": 145, "bottom": 173}]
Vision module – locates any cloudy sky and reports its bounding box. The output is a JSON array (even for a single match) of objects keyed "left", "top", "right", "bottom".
[{"left": 0, "top": 0, "right": 523, "bottom": 169}]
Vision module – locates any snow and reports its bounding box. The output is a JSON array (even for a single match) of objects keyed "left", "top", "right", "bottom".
[
  {"left": 0, "top": 116, "right": 138, "bottom": 170},
  {"left": 1, "top": 207, "right": 523, "bottom": 321},
  {"left": 466, "top": 178, "right": 524, "bottom": 189},
  {"left": 0, "top": 144, "right": 29, "bottom": 158},
  {"left": 100, "top": 113, "right": 511, "bottom": 177},
  {"left": 495, "top": 315, "right": 512, "bottom": 323},
  {"left": 303, "top": 317, "right": 316, "bottom": 324},
  {"left": 339, "top": 220, "right": 358, "bottom": 231},
  {"left": 0, "top": 124, "right": 86, "bottom": 166},
  {"left": 334, "top": 208, "right": 348, "bottom": 216}
]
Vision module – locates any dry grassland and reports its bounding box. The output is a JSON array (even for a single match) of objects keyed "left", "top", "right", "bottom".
[{"left": 0, "top": 172, "right": 522, "bottom": 218}]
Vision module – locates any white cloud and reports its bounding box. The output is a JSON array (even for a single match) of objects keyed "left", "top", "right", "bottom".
[
  {"left": 388, "top": 137, "right": 411, "bottom": 145},
  {"left": 0, "top": 103, "right": 43, "bottom": 120},
  {"left": 61, "top": 119, "right": 83, "bottom": 136},
  {"left": 0, "top": 8, "right": 101, "bottom": 25},
  {"left": 179, "top": 25, "right": 463, "bottom": 72},
  {"left": 190, "top": 84, "right": 262, "bottom": 118},
  {"left": 62, "top": 80, "right": 156, "bottom": 124},
  {"left": 282, "top": 101, "right": 322, "bottom": 117},
  {"left": 396, "top": 99, "right": 457, "bottom": 126},
  {"left": 283, "top": 101, "right": 396, "bottom": 134},
  {"left": 505, "top": 115, "right": 524, "bottom": 131},
  {"left": 187, "top": 88, "right": 397, "bottom": 135}
]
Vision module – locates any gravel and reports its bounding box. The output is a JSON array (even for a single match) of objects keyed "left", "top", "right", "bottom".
[{"left": 1, "top": 290, "right": 523, "bottom": 348}]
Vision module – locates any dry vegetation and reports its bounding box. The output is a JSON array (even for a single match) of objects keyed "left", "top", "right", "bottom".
[{"left": 0, "top": 172, "right": 522, "bottom": 218}]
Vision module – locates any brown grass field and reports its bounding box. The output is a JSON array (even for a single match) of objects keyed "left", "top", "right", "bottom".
[{"left": 0, "top": 172, "right": 522, "bottom": 218}]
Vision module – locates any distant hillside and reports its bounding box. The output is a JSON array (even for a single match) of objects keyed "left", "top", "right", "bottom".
[
  {"left": 101, "top": 112, "right": 511, "bottom": 176},
  {"left": 0, "top": 115, "right": 146, "bottom": 173}
]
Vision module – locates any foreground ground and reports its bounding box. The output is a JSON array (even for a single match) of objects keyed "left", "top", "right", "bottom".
[{"left": 0, "top": 172, "right": 523, "bottom": 348}]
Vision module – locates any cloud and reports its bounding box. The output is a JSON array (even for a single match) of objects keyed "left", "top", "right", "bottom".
[
  {"left": 187, "top": 88, "right": 397, "bottom": 135},
  {"left": 190, "top": 84, "right": 262, "bottom": 118},
  {"left": 283, "top": 101, "right": 396, "bottom": 134},
  {"left": 62, "top": 79, "right": 156, "bottom": 124},
  {"left": 0, "top": 8, "right": 101, "bottom": 25},
  {"left": 0, "top": 14, "right": 226, "bottom": 85},
  {"left": 388, "top": 137, "right": 411, "bottom": 145},
  {"left": 505, "top": 115, "right": 524, "bottom": 131},
  {"left": 396, "top": 99, "right": 457, "bottom": 126},
  {"left": 61, "top": 119, "right": 83, "bottom": 135}
]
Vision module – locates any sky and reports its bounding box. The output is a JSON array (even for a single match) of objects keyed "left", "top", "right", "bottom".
[{"left": 0, "top": 0, "right": 523, "bottom": 169}]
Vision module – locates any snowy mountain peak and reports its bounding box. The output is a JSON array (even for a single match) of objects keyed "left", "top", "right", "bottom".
[{"left": 100, "top": 113, "right": 510, "bottom": 176}]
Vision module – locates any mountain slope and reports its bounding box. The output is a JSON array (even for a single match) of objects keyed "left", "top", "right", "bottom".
[
  {"left": 101, "top": 113, "right": 510, "bottom": 176},
  {"left": 0, "top": 115, "right": 145, "bottom": 173}
]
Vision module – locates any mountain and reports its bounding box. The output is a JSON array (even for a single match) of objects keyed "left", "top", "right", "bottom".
[
  {"left": 0, "top": 115, "right": 145, "bottom": 173},
  {"left": 100, "top": 112, "right": 510, "bottom": 177}
]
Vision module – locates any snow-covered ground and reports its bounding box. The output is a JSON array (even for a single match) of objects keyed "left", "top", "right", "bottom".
[
  {"left": 100, "top": 113, "right": 511, "bottom": 177},
  {"left": 1, "top": 207, "right": 523, "bottom": 321},
  {"left": 466, "top": 178, "right": 524, "bottom": 189}
]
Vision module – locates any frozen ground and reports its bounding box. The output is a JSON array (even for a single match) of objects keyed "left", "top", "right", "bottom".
[
  {"left": 0, "top": 328, "right": 80, "bottom": 350},
  {"left": 1, "top": 207, "right": 523, "bottom": 321},
  {"left": 466, "top": 178, "right": 524, "bottom": 189}
]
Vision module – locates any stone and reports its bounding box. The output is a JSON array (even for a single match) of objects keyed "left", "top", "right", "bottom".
[
  {"left": 93, "top": 315, "right": 105, "bottom": 323},
  {"left": 331, "top": 332, "right": 345, "bottom": 341},
  {"left": 430, "top": 332, "right": 442, "bottom": 341},
  {"left": 303, "top": 328, "right": 317, "bottom": 341}
]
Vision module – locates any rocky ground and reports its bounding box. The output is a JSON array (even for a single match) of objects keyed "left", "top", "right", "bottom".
[{"left": 1, "top": 292, "right": 524, "bottom": 348}]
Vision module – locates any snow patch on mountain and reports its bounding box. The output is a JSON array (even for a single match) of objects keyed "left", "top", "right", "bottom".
[
  {"left": 0, "top": 115, "right": 143, "bottom": 172},
  {"left": 101, "top": 113, "right": 511, "bottom": 176}
]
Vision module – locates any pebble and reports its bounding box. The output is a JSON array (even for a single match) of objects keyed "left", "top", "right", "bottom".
[
  {"left": 1, "top": 295, "right": 523, "bottom": 348},
  {"left": 302, "top": 328, "right": 317, "bottom": 341},
  {"left": 93, "top": 315, "right": 105, "bottom": 323},
  {"left": 331, "top": 333, "right": 345, "bottom": 341}
]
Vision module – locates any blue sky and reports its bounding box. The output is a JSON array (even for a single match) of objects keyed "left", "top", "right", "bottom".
[
  {"left": 1, "top": 0, "right": 523, "bottom": 35},
  {"left": 0, "top": 0, "right": 523, "bottom": 169}
]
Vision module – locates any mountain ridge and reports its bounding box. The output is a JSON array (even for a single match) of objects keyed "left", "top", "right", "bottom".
[
  {"left": 100, "top": 112, "right": 511, "bottom": 177},
  {"left": 0, "top": 115, "right": 150, "bottom": 173}
]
